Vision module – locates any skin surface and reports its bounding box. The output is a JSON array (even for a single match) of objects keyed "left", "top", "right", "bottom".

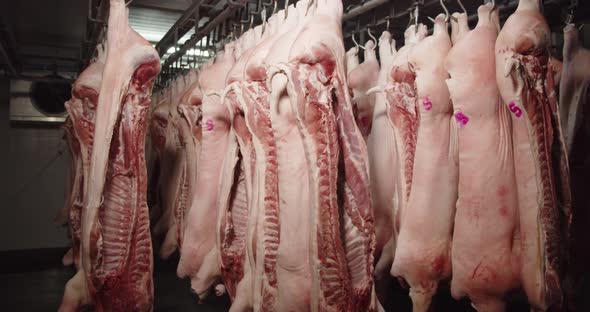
[
  {"left": 59, "top": 43, "right": 106, "bottom": 312},
  {"left": 349, "top": 40, "right": 379, "bottom": 139},
  {"left": 449, "top": 4, "right": 520, "bottom": 311},
  {"left": 73, "top": 0, "right": 161, "bottom": 310},
  {"left": 391, "top": 14, "right": 457, "bottom": 312},
  {"left": 496, "top": 0, "right": 571, "bottom": 309},
  {"left": 176, "top": 42, "right": 236, "bottom": 296},
  {"left": 367, "top": 30, "right": 398, "bottom": 310}
]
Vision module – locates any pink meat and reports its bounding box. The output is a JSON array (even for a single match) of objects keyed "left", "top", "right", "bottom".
[
  {"left": 496, "top": 0, "right": 571, "bottom": 309},
  {"left": 157, "top": 78, "right": 188, "bottom": 259},
  {"left": 367, "top": 30, "right": 397, "bottom": 309},
  {"left": 367, "top": 30, "right": 396, "bottom": 261},
  {"left": 275, "top": 1, "right": 375, "bottom": 309},
  {"left": 173, "top": 76, "right": 204, "bottom": 255},
  {"left": 59, "top": 43, "right": 107, "bottom": 310},
  {"left": 384, "top": 24, "right": 426, "bottom": 245},
  {"left": 391, "top": 14, "right": 456, "bottom": 312},
  {"left": 177, "top": 42, "right": 236, "bottom": 294},
  {"left": 264, "top": 4, "right": 315, "bottom": 311},
  {"left": 74, "top": 0, "right": 161, "bottom": 310},
  {"left": 448, "top": 5, "right": 520, "bottom": 311},
  {"left": 348, "top": 40, "right": 379, "bottom": 139},
  {"left": 450, "top": 12, "right": 469, "bottom": 45}
]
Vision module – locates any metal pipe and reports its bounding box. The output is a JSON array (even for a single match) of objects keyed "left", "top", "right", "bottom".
[
  {"left": 156, "top": 0, "right": 203, "bottom": 56},
  {"left": 0, "top": 41, "right": 17, "bottom": 75},
  {"left": 343, "top": 0, "right": 388, "bottom": 21},
  {"left": 342, "top": 0, "right": 557, "bottom": 39},
  {"left": 87, "top": 0, "right": 104, "bottom": 24},
  {"left": 162, "top": 1, "right": 246, "bottom": 69}
]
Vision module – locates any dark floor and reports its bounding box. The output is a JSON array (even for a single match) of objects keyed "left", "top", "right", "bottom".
[
  {"left": 0, "top": 248, "right": 230, "bottom": 311},
  {"left": 0, "top": 247, "right": 585, "bottom": 311}
]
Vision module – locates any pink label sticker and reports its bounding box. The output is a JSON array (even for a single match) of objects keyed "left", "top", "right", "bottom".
[
  {"left": 508, "top": 101, "right": 523, "bottom": 118},
  {"left": 205, "top": 118, "right": 214, "bottom": 131},
  {"left": 423, "top": 97, "right": 433, "bottom": 111},
  {"left": 454, "top": 111, "right": 469, "bottom": 128}
]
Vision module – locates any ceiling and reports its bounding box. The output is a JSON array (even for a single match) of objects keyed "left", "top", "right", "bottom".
[{"left": 0, "top": 0, "right": 206, "bottom": 78}]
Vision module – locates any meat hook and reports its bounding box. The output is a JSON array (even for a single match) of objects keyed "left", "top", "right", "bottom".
[
  {"left": 125, "top": 0, "right": 133, "bottom": 6},
  {"left": 406, "top": 9, "right": 414, "bottom": 29},
  {"left": 262, "top": 0, "right": 277, "bottom": 16},
  {"left": 284, "top": 0, "right": 289, "bottom": 20},
  {"left": 352, "top": 32, "right": 364, "bottom": 51},
  {"left": 439, "top": 0, "right": 450, "bottom": 22},
  {"left": 457, "top": 0, "right": 467, "bottom": 14},
  {"left": 88, "top": 0, "right": 104, "bottom": 24},
  {"left": 306, "top": 0, "right": 315, "bottom": 16},
  {"left": 367, "top": 27, "right": 377, "bottom": 49}
]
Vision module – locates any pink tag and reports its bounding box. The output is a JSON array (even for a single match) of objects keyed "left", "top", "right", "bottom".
[
  {"left": 508, "top": 101, "right": 523, "bottom": 118},
  {"left": 454, "top": 111, "right": 469, "bottom": 128},
  {"left": 423, "top": 97, "right": 433, "bottom": 111},
  {"left": 205, "top": 119, "right": 214, "bottom": 131}
]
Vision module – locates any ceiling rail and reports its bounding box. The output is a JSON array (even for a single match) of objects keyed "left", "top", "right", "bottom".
[
  {"left": 161, "top": 0, "right": 247, "bottom": 70},
  {"left": 155, "top": 0, "right": 203, "bottom": 57}
]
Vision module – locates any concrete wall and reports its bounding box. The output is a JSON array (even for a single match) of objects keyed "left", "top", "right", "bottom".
[{"left": 0, "top": 78, "right": 69, "bottom": 251}]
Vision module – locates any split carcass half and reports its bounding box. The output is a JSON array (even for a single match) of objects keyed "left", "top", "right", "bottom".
[
  {"left": 269, "top": 0, "right": 375, "bottom": 310},
  {"left": 65, "top": 0, "right": 161, "bottom": 310},
  {"left": 391, "top": 14, "right": 457, "bottom": 312},
  {"left": 58, "top": 42, "right": 107, "bottom": 310},
  {"left": 447, "top": 4, "right": 520, "bottom": 311},
  {"left": 496, "top": 0, "right": 572, "bottom": 309}
]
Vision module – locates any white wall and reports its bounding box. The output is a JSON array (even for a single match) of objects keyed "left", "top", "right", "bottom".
[{"left": 0, "top": 78, "right": 69, "bottom": 251}]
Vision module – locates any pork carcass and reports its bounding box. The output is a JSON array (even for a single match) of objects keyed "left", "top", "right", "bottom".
[
  {"left": 271, "top": 0, "right": 375, "bottom": 309},
  {"left": 254, "top": 3, "right": 317, "bottom": 310},
  {"left": 217, "top": 11, "right": 296, "bottom": 311},
  {"left": 170, "top": 70, "right": 203, "bottom": 257},
  {"left": 214, "top": 27, "right": 263, "bottom": 309},
  {"left": 177, "top": 42, "right": 236, "bottom": 296},
  {"left": 384, "top": 23, "right": 426, "bottom": 249},
  {"left": 147, "top": 88, "right": 171, "bottom": 224},
  {"left": 496, "top": 0, "right": 571, "bottom": 309},
  {"left": 560, "top": 24, "right": 590, "bottom": 154},
  {"left": 66, "top": 0, "right": 161, "bottom": 309},
  {"left": 346, "top": 46, "right": 359, "bottom": 76},
  {"left": 366, "top": 30, "right": 398, "bottom": 310},
  {"left": 368, "top": 31, "right": 396, "bottom": 261},
  {"left": 391, "top": 14, "right": 456, "bottom": 312},
  {"left": 157, "top": 77, "right": 189, "bottom": 259},
  {"left": 448, "top": 4, "right": 520, "bottom": 311},
  {"left": 349, "top": 40, "right": 379, "bottom": 139},
  {"left": 59, "top": 42, "right": 107, "bottom": 310},
  {"left": 450, "top": 12, "right": 469, "bottom": 45}
]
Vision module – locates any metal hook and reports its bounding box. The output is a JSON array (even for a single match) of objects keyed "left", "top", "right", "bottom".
[
  {"left": 284, "top": 0, "right": 290, "bottom": 20},
  {"left": 457, "top": 0, "right": 467, "bottom": 14},
  {"left": 352, "top": 32, "right": 365, "bottom": 51},
  {"left": 125, "top": 0, "right": 133, "bottom": 6},
  {"left": 88, "top": 0, "right": 104, "bottom": 24},
  {"left": 367, "top": 27, "right": 377, "bottom": 49},
  {"left": 407, "top": 9, "right": 414, "bottom": 29},
  {"left": 306, "top": 0, "right": 314, "bottom": 16},
  {"left": 439, "top": 0, "right": 450, "bottom": 22}
]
